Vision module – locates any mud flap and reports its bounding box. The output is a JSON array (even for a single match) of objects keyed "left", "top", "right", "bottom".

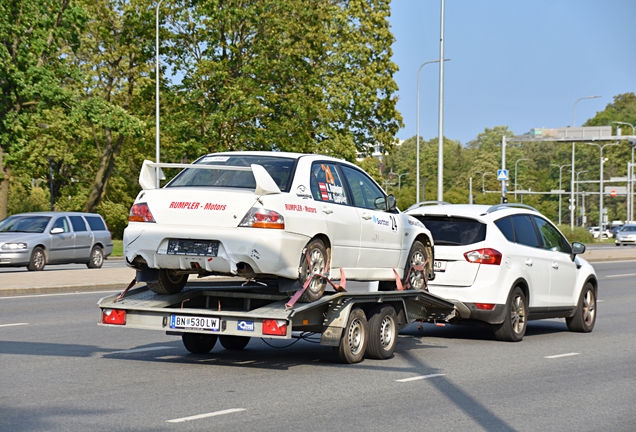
[{"left": 320, "top": 299, "right": 354, "bottom": 346}]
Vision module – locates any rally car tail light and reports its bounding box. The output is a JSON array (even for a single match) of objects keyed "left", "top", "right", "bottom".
[
  {"left": 464, "top": 248, "right": 502, "bottom": 265},
  {"left": 239, "top": 208, "right": 285, "bottom": 229},
  {"left": 262, "top": 319, "right": 287, "bottom": 336},
  {"left": 102, "top": 308, "right": 126, "bottom": 325},
  {"left": 129, "top": 203, "right": 155, "bottom": 222}
]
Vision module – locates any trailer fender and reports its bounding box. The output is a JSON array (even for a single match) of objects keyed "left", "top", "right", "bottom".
[{"left": 320, "top": 299, "right": 355, "bottom": 346}]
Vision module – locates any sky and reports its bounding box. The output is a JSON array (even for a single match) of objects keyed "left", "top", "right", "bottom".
[{"left": 388, "top": 0, "right": 636, "bottom": 146}]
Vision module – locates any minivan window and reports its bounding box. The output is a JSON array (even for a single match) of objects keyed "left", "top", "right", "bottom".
[
  {"left": 69, "top": 216, "right": 87, "bottom": 232},
  {"left": 52, "top": 217, "right": 70, "bottom": 233},
  {"left": 0, "top": 215, "right": 51, "bottom": 233},
  {"left": 414, "top": 216, "right": 486, "bottom": 246},
  {"left": 85, "top": 216, "right": 106, "bottom": 231}
]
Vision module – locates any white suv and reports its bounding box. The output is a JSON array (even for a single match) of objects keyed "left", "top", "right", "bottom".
[{"left": 406, "top": 203, "right": 597, "bottom": 342}]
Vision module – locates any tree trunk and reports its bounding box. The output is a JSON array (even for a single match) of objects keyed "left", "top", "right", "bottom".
[{"left": 0, "top": 147, "right": 8, "bottom": 219}]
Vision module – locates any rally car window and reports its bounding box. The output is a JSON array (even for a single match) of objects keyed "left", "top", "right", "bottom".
[
  {"left": 340, "top": 165, "right": 386, "bottom": 210},
  {"left": 310, "top": 162, "right": 348, "bottom": 204},
  {"left": 167, "top": 155, "right": 295, "bottom": 192}
]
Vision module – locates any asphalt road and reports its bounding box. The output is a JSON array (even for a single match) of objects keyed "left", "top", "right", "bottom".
[{"left": 1, "top": 260, "right": 634, "bottom": 431}]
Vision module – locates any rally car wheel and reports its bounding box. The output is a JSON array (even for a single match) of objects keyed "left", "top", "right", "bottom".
[
  {"left": 298, "top": 239, "right": 329, "bottom": 303},
  {"left": 148, "top": 269, "right": 188, "bottom": 295}
]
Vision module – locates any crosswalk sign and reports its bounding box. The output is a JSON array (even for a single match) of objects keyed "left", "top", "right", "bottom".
[{"left": 497, "top": 169, "right": 509, "bottom": 181}]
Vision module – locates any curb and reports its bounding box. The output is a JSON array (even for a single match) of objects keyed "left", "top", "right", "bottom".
[{"left": 0, "top": 284, "right": 133, "bottom": 298}]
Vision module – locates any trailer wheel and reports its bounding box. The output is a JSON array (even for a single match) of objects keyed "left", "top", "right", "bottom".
[
  {"left": 333, "top": 307, "right": 368, "bottom": 364},
  {"left": 219, "top": 335, "right": 250, "bottom": 350},
  {"left": 147, "top": 269, "right": 188, "bottom": 295},
  {"left": 365, "top": 305, "right": 398, "bottom": 360},
  {"left": 27, "top": 246, "right": 46, "bottom": 271},
  {"left": 182, "top": 333, "right": 217, "bottom": 354},
  {"left": 566, "top": 282, "right": 596, "bottom": 333},
  {"left": 298, "top": 239, "right": 329, "bottom": 303}
]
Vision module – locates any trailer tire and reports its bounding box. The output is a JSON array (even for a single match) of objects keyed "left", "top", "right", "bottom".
[
  {"left": 566, "top": 282, "right": 596, "bottom": 333},
  {"left": 365, "top": 305, "right": 398, "bottom": 360},
  {"left": 27, "top": 246, "right": 46, "bottom": 271},
  {"left": 219, "top": 335, "right": 250, "bottom": 350},
  {"left": 333, "top": 307, "right": 368, "bottom": 364},
  {"left": 298, "top": 239, "right": 329, "bottom": 303},
  {"left": 182, "top": 333, "right": 217, "bottom": 354},
  {"left": 147, "top": 269, "right": 188, "bottom": 295}
]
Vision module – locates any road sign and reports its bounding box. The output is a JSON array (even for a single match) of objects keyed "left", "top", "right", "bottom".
[
  {"left": 497, "top": 169, "right": 509, "bottom": 181},
  {"left": 610, "top": 190, "right": 617, "bottom": 197}
]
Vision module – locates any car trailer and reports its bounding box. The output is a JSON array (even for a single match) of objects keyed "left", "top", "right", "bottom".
[{"left": 98, "top": 280, "right": 456, "bottom": 364}]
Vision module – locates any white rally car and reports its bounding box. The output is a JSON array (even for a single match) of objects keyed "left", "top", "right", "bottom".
[{"left": 124, "top": 152, "right": 435, "bottom": 302}]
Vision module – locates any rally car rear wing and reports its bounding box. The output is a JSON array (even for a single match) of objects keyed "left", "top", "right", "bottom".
[{"left": 138, "top": 160, "right": 281, "bottom": 196}]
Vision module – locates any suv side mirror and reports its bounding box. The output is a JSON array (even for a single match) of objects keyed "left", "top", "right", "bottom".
[{"left": 571, "top": 241, "right": 586, "bottom": 261}]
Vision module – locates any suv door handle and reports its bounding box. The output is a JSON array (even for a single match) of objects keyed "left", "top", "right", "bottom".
[
  {"left": 322, "top": 207, "right": 333, "bottom": 215},
  {"left": 525, "top": 259, "right": 533, "bottom": 267},
  {"left": 551, "top": 262, "right": 559, "bottom": 269},
  {"left": 361, "top": 213, "right": 372, "bottom": 220}
]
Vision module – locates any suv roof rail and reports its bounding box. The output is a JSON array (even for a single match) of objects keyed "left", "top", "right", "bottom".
[
  {"left": 406, "top": 200, "right": 451, "bottom": 211},
  {"left": 484, "top": 203, "right": 539, "bottom": 215}
]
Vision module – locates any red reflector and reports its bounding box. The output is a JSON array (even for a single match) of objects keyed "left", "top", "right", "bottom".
[
  {"left": 262, "top": 319, "right": 287, "bottom": 336},
  {"left": 102, "top": 308, "right": 126, "bottom": 325},
  {"left": 474, "top": 303, "right": 496, "bottom": 310}
]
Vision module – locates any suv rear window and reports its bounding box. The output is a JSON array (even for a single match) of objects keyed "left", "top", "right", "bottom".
[{"left": 414, "top": 216, "right": 486, "bottom": 246}]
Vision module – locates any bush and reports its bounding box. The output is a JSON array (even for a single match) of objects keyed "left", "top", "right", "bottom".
[{"left": 558, "top": 225, "right": 594, "bottom": 244}]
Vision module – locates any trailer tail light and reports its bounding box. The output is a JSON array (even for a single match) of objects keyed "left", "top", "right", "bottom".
[
  {"left": 129, "top": 203, "right": 155, "bottom": 223},
  {"left": 464, "top": 248, "right": 502, "bottom": 265},
  {"left": 262, "top": 319, "right": 287, "bottom": 336},
  {"left": 474, "top": 303, "right": 496, "bottom": 310},
  {"left": 102, "top": 308, "right": 126, "bottom": 325},
  {"left": 239, "top": 208, "right": 285, "bottom": 230}
]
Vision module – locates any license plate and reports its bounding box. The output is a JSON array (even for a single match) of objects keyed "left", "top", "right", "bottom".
[
  {"left": 167, "top": 239, "right": 219, "bottom": 256},
  {"left": 433, "top": 260, "right": 447, "bottom": 272},
  {"left": 170, "top": 315, "right": 220, "bottom": 331}
]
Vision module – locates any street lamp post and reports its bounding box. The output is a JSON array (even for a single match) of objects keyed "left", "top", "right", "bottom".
[
  {"left": 571, "top": 95, "right": 601, "bottom": 231},
  {"left": 613, "top": 121, "right": 635, "bottom": 222},
  {"left": 551, "top": 163, "right": 571, "bottom": 225},
  {"left": 514, "top": 158, "right": 529, "bottom": 201},
  {"left": 416, "top": 58, "right": 449, "bottom": 203},
  {"left": 587, "top": 142, "right": 619, "bottom": 241},
  {"left": 391, "top": 171, "right": 408, "bottom": 191},
  {"left": 475, "top": 171, "right": 491, "bottom": 194},
  {"left": 575, "top": 170, "right": 587, "bottom": 226},
  {"left": 155, "top": 0, "right": 164, "bottom": 189}
]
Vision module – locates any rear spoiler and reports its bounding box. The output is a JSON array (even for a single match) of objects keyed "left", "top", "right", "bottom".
[{"left": 138, "top": 160, "right": 281, "bottom": 195}]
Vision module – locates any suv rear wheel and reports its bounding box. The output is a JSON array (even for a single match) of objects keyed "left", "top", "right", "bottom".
[{"left": 493, "top": 286, "right": 527, "bottom": 342}]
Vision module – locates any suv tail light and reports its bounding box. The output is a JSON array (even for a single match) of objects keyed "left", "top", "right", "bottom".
[
  {"left": 239, "top": 208, "right": 285, "bottom": 229},
  {"left": 129, "top": 203, "right": 155, "bottom": 222},
  {"left": 464, "top": 248, "right": 502, "bottom": 265}
]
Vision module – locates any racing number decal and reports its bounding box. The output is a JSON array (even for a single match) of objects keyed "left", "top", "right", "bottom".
[{"left": 321, "top": 164, "right": 335, "bottom": 184}]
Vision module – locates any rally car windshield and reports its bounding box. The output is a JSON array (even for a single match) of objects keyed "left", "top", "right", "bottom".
[{"left": 166, "top": 155, "right": 296, "bottom": 192}]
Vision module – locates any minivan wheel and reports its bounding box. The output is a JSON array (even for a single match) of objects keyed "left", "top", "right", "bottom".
[
  {"left": 493, "top": 286, "right": 527, "bottom": 342},
  {"left": 27, "top": 247, "right": 46, "bottom": 271},
  {"left": 87, "top": 246, "right": 104, "bottom": 268}
]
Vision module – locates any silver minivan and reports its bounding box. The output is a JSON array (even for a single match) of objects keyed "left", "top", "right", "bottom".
[{"left": 0, "top": 212, "right": 113, "bottom": 270}]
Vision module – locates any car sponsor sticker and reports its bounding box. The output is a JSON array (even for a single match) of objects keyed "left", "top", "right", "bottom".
[
  {"left": 372, "top": 215, "right": 398, "bottom": 232},
  {"left": 237, "top": 320, "right": 255, "bottom": 332},
  {"left": 296, "top": 185, "right": 313, "bottom": 200},
  {"left": 168, "top": 201, "right": 227, "bottom": 211},
  {"left": 201, "top": 156, "right": 230, "bottom": 162}
]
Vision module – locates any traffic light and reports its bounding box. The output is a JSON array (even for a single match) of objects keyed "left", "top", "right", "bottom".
[{"left": 501, "top": 196, "right": 508, "bottom": 204}]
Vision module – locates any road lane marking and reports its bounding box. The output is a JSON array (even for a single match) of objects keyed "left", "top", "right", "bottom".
[
  {"left": 0, "top": 323, "right": 29, "bottom": 328},
  {"left": 110, "top": 346, "right": 174, "bottom": 355},
  {"left": 395, "top": 374, "right": 446, "bottom": 382},
  {"left": 545, "top": 352, "right": 580, "bottom": 359},
  {"left": 167, "top": 408, "right": 246, "bottom": 423},
  {"left": 605, "top": 273, "right": 636, "bottom": 278},
  {"left": 0, "top": 290, "right": 119, "bottom": 300}
]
